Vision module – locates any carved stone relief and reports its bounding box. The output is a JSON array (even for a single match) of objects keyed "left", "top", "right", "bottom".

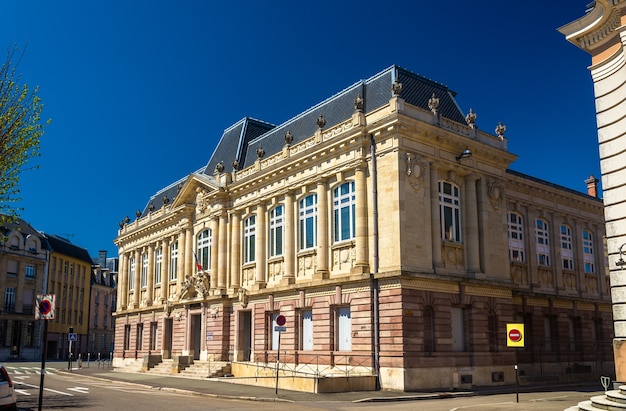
[{"left": 487, "top": 178, "right": 504, "bottom": 210}]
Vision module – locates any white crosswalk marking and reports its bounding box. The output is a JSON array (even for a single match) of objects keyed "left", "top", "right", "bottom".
[
  {"left": 14, "top": 389, "right": 31, "bottom": 396},
  {"left": 67, "top": 387, "right": 89, "bottom": 394}
]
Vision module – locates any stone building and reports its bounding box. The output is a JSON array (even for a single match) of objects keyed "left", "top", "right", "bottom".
[
  {"left": 0, "top": 217, "right": 48, "bottom": 360},
  {"left": 113, "top": 65, "right": 612, "bottom": 391},
  {"left": 89, "top": 251, "right": 117, "bottom": 360}
]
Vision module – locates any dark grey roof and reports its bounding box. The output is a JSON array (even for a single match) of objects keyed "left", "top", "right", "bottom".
[
  {"left": 506, "top": 169, "right": 602, "bottom": 202},
  {"left": 138, "top": 65, "right": 469, "bottom": 215},
  {"left": 45, "top": 233, "right": 93, "bottom": 263}
]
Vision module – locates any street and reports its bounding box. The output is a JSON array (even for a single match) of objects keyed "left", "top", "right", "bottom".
[{"left": 5, "top": 363, "right": 603, "bottom": 411}]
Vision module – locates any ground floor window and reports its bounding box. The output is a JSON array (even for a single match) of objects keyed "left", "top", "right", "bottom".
[
  {"left": 336, "top": 307, "right": 351, "bottom": 351},
  {"left": 300, "top": 309, "right": 313, "bottom": 351},
  {"left": 123, "top": 325, "right": 131, "bottom": 350}
]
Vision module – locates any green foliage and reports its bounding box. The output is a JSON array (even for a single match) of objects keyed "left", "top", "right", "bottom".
[{"left": 0, "top": 44, "right": 49, "bottom": 226}]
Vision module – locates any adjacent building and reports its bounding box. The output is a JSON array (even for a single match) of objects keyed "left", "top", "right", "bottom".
[
  {"left": 89, "top": 251, "right": 117, "bottom": 359},
  {"left": 43, "top": 234, "right": 92, "bottom": 359},
  {"left": 113, "top": 65, "right": 612, "bottom": 391},
  {"left": 0, "top": 217, "right": 48, "bottom": 361}
]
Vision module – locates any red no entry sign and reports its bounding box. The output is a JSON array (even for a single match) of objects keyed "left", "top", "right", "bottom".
[
  {"left": 509, "top": 329, "right": 522, "bottom": 342},
  {"left": 506, "top": 323, "right": 524, "bottom": 347},
  {"left": 276, "top": 314, "right": 286, "bottom": 326}
]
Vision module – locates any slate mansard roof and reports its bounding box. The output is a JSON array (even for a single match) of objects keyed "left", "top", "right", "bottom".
[{"left": 140, "top": 65, "right": 470, "bottom": 216}]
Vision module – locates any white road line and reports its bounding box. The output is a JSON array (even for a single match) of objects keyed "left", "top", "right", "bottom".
[
  {"left": 14, "top": 381, "right": 73, "bottom": 396},
  {"left": 14, "top": 389, "right": 31, "bottom": 396},
  {"left": 67, "top": 387, "right": 89, "bottom": 394},
  {"left": 450, "top": 401, "right": 515, "bottom": 410}
]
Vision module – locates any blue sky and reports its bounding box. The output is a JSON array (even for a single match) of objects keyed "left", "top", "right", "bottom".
[{"left": 3, "top": 1, "right": 599, "bottom": 258}]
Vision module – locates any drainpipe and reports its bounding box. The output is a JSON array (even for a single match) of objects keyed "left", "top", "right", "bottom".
[{"left": 370, "top": 133, "right": 381, "bottom": 389}]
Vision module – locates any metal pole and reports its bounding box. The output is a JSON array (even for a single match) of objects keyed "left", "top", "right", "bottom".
[
  {"left": 275, "top": 332, "right": 281, "bottom": 395},
  {"left": 38, "top": 320, "right": 48, "bottom": 411},
  {"left": 515, "top": 349, "right": 519, "bottom": 403}
]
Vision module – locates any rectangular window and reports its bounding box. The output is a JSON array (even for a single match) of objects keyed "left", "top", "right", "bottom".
[
  {"left": 269, "top": 206, "right": 284, "bottom": 257},
  {"left": 333, "top": 182, "right": 356, "bottom": 242},
  {"left": 560, "top": 225, "right": 574, "bottom": 270},
  {"left": 129, "top": 257, "right": 136, "bottom": 291},
  {"left": 583, "top": 230, "right": 595, "bottom": 273},
  {"left": 508, "top": 212, "right": 525, "bottom": 262},
  {"left": 424, "top": 306, "right": 435, "bottom": 353},
  {"left": 439, "top": 182, "right": 461, "bottom": 242},
  {"left": 197, "top": 229, "right": 212, "bottom": 270},
  {"left": 141, "top": 253, "right": 148, "bottom": 288},
  {"left": 300, "top": 309, "right": 313, "bottom": 351},
  {"left": 170, "top": 242, "right": 178, "bottom": 280},
  {"left": 124, "top": 325, "right": 131, "bottom": 350},
  {"left": 535, "top": 219, "right": 550, "bottom": 266},
  {"left": 6, "top": 260, "right": 17, "bottom": 276},
  {"left": 244, "top": 215, "right": 256, "bottom": 263},
  {"left": 337, "top": 307, "right": 351, "bottom": 351},
  {"left": 94, "top": 312, "right": 98, "bottom": 327},
  {"left": 299, "top": 194, "right": 317, "bottom": 250},
  {"left": 155, "top": 247, "right": 162, "bottom": 284},
  {"left": 25, "top": 322, "right": 35, "bottom": 347},
  {"left": 451, "top": 307, "right": 465, "bottom": 352},
  {"left": 4, "top": 288, "right": 15, "bottom": 312},
  {"left": 269, "top": 312, "right": 280, "bottom": 351},
  {"left": 25, "top": 264, "right": 36, "bottom": 279}
]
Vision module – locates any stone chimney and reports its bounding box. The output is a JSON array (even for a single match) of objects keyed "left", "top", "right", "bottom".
[{"left": 585, "top": 175, "right": 599, "bottom": 198}]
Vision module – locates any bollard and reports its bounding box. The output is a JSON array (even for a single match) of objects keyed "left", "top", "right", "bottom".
[
  {"left": 78, "top": 353, "right": 82, "bottom": 369},
  {"left": 87, "top": 353, "right": 90, "bottom": 368}
]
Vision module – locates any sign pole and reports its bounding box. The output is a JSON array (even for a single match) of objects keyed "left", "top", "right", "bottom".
[
  {"left": 38, "top": 319, "right": 48, "bottom": 411},
  {"left": 515, "top": 348, "right": 519, "bottom": 403},
  {"left": 275, "top": 331, "right": 281, "bottom": 395}
]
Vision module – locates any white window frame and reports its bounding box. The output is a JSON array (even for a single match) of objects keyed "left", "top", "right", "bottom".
[
  {"left": 439, "top": 181, "right": 461, "bottom": 242},
  {"left": 129, "top": 257, "right": 136, "bottom": 291},
  {"left": 508, "top": 212, "right": 525, "bottom": 262},
  {"left": 301, "top": 309, "right": 313, "bottom": 351},
  {"left": 25, "top": 264, "right": 36, "bottom": 279},
  {"left": 337, "top": 307, "right": 352, "bottom": 351},
  {"left": 583, "top": 229, "right": 595, "bottom": 273},
  {"left": 155, "top": 247, "right": 162, "bottom": 284},
  {"left": 535, "top": 218, "right": 551, "bottom": 266},
  {"left": 560, "top": 224, "right": 574, "bottom": 270},
  {"left": 333, "top": 182, "right": 356, "bottom": 243},
  {"left": 170, "top": 242, "right": 178, "bottom": 280},
  {"left": 141, "top": 253, "right": 148, "bottom": 288},
  {"left": 197, "top": 229, "right": 212, "bottom": 271},
  {"left": 4, "top": 287, "right": 16, "bottom": 312},
  {"left": 244, "top": 215, "right": 256, "bottom": 264},
  {"left": 269, "top": 205, "right": 284, "bottom": 258},
  {"left": 299, "top": 194, "right": 317, "bottom": 250}
]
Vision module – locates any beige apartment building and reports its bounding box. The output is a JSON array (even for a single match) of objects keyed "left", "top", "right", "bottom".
[{"left": 113, "top": 65, "right": 612, "bottom": 391}]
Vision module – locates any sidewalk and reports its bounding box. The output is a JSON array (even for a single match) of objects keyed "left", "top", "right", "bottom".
[{"left": 55, "top": 363, "right": 481, "bottom": 403}]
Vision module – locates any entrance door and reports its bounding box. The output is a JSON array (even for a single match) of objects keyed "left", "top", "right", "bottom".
[
  {"left": 192, "top": 314, "right": 201, "bottom": 360},
  {"left": 163, "top": 318, "right": 173, "bottom": 359},
  {"left": 238, "top": 311, "right": 252, "bottom": 361}
]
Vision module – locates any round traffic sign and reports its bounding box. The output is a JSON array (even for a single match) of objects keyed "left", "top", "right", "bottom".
[
  {"left": 276, "top": 314, "right": 286, "bottom": 326},
  {"left": 508, "top": 329, "right": 522, "bottom": 342},
  {"left": 39, "top": 299, "right": 52, "bottom": 315}
]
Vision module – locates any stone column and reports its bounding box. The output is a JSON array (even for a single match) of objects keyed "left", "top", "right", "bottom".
[
  {"left": 255, "top": 202, "right": 266, "bottom": 288},
  {"left": 162, "top": 239, "right": 170, "bottom": 302},
  {"left": 218, "top": 213, "right": 228, "bottom": 291},
  {"left": 230, "top": 212, "right": 241, "bottom": 289},
  {"left": 147, "top": 244, "right": 154, "bottom": 305},
  {"left": 120, "top": 252, "right": 128, "bottom": 310},
  {"left": 210, "top": 217, "right": 219, "bottom": 290},
  {"left": 177, "top": 230, "right": 186, "bottom": 296},
  {"left": 464, "top": 174, "right": 480, "bottom": 273},
  {"left": 316, "top": 179, "right": 329, "bottom": 277},
  {"left": 430, "top": 165, "right": 442, "bottom": 269},
  {"left": 283, "top": 190, "right": 295, "bottom": 284},
  {"left": 353, "top": 163, "right": 369, "bottom": 273},
  {"left": 133, "top": 249, "right": 141, "bottom": 307}
]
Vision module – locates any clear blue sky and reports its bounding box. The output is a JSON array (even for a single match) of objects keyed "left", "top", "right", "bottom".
[{"left": 3, "top": 1, "right": 599, "bottom": 258}]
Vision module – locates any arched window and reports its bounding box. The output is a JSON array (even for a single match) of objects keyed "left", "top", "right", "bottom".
[
  {"left": 197, "top": 229, "right": 212, "bottom": 270},
  {"left": 243, "top": 215, "right": 256, "bottom": 263},
  {"left": 269, "top": 205, "right": 284, "bottom": 257},
  {"left": 299, "top": 194, "right": 317, "bottom": 250},
  {"left": 508, "top": 212, "right": 525, "bottom": 262},
  {"left": 438, "top": 181, "right": 461, "bottom": 242},
  {"left": 333, "top": 181, "right": 356, "bottom": 242}
]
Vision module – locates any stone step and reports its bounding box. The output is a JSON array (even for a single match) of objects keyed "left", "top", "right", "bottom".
[{"left": 589, "top": 394, "right": 626, "bottom": 410}]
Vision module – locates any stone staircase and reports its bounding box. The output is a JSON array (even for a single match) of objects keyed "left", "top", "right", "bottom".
[
  {"left": 178, "top": 360, "right": 231, "bottom": 378},
  {"left": 566, "top": 387, "right": 626, "bottom": 410},
  {"left": 148, "top": 359, "right": 174, "bottom": 375}
]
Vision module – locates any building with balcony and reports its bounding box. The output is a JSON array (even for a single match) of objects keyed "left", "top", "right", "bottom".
[{"left": 113, "top": 65, "right": 611, "bottom": 391}]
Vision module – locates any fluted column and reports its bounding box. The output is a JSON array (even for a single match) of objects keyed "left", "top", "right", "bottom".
[
  {"left": 353, "top": 163, "right": 369, "bottom": 273},
  {"left": 430, "top": 165, "right": 442, "bottom": 269},
  {"left": 162, "top": 239, "right": 170, "bottom": 302},
  {"left": 147, "top": 244, "right": 155, "bottom": 304},
  {"left": 464, "top": 174, "right": 480, "bottom": 273},
  {"left": 133, "top": 249, "right": 140, "bottom": 307},
  {"left": 283, "top": 190, "right": 295, "bottom": 283},
  {"left": 316, "top": 179, "right": 329, "bottom": 277},
  {"left": 230, "top": 212, "right": 241, "bottom": 289},
  {"left": 120, "top": 252, "right": 128, "bottom": 310},
  {"left": 210, "top": 217, "right": 219, "bottom": 290},
  {"left": 255, "top": 202, "right": 267, "bottom": 287},
  {"left": 218, "top": 212, "right": 228, "bottom": 291}
]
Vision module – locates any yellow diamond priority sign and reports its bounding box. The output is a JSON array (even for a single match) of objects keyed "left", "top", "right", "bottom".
[{"left": 506, "top": 323, "right": 524, "bottom": 347}]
